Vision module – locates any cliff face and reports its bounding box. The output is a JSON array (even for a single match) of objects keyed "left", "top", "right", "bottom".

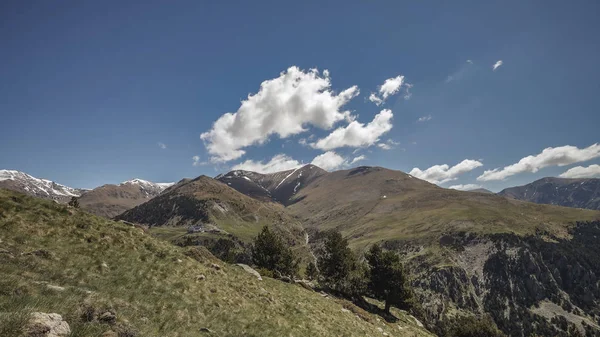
[{"left": 386, "top": 222, "right": 600, "bottom": 337}]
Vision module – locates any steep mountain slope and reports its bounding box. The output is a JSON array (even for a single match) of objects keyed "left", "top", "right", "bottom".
[
  {"left": 77, "top": 179, "right": 173, "bottom": 218},
  {"left": 499, "top": 177, "right": 600, "bottom": 210},
  {"left": 216, "top": 164, "right": 327, "bottom": 204},
  {"left": 0, "top": 169, "right": 86, "bottom": 202},
  {"left": 0, "top": 189, "right": 431, "bottom": 337}
]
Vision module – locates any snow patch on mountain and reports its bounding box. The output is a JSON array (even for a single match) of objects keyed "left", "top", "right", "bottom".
[{"left": 0, "top": 169, "right": 83, "bottom": 200}]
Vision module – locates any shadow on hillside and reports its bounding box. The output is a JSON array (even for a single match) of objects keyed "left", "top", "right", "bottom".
[{"left": 352, "top": 296, "right": 399, "bottom": 323}]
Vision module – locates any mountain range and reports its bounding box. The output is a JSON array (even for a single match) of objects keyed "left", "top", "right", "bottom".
[
  {"left": 499, "top": 177, "right": 600, "bottom": 210},
  {"left": 3, "top": 166, "right": 600, "bottom": 335},
  {"left": 0, "top": 169, "right": 87, "bottom": 203},
  {"left": 77, "top": 179, "right": 174, "bottom": 218}
]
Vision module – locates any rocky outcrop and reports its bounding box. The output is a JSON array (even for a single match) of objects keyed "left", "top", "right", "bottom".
[
  {"left": 236, "top": 263, "right": 263, "bottom": 280},
  {"left": 26, "top": 312, "right": 70, "bottom": 337},
  {"left": 391, "top": 222, "right": 600, "bottom": 337}
]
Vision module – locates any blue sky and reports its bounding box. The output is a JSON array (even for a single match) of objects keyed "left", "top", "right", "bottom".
[{"left": 1, "top": 0, "right": 599, "bottom": 191}]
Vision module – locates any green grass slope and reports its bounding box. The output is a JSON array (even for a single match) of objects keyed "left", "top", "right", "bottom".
[
  {"left": 288, "top": 166, "right": 600, "bottom": 249},
  {"left": 0, "top": 189, "right": 431, "bottom": 337}
]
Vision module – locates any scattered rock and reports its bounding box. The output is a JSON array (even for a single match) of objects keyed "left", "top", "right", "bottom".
[
  {"left": 319, "top": 292, "right": 328, "bottom": 298},
  {"left": 383, "top": 333, "right": 389, "bottom": 336},
  {"left": 46, "top": 285, "right": 65, "bottom": 292},
  {"left": 26, "top": 312, "right": 71, "bottom": 337},
  {"left": 98, "top": 311, "right": 117, "bottom": 325},
  {"left": 176, "top": 259, "right": 183, "bottom": 263},
  {"left": 196, "top": 274, "right": 206, "bottom": 281},
  {"left": 210, "top": 263, "right": 221, "bottom": 271},
  {"left": 294, "top": 279, "right": 314, "bottom": 291},
  {"left": 279, "top": 275, "right": 292, "bottom": 283},
  {"left": 377, "top": 327, "right": 383, "bottom": 332},
  {"left": 341, "top": 308, "right": 350, "bottom": 313},
  {"left": 101, "top": 262, "right": 109, "bottom": 269},
  {"left": 101, "top": 331, "right": 118, "bottom": 337},
  {"left": 199, "top": 327, "right": 214, "bottom": 333},
  {"left": 236, "top": 264, "right": 262, "bottom": 280}
]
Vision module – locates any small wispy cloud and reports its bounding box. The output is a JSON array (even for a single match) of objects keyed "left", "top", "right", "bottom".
[
  {"left": 350, "top": 155, "right": 366, "bottom": 165},
  {"left": 492, "top": 60, "right": 503, "bottom": 71},
  {"left": 192, "top": 155, "right": 207, "bottom": 167},
  {"left": 158, "top": 142, "right": 167, "bottom": 149},
  {"left": 417, "top": 115, "right": 432, "bottom": 122},
  {"left": 466, "top": 59, "right": 473, "bottom": 64},
  {"left": 448, "top": 183, "right": 482, "bottom": 191},
  {"left": 376, "top": 139, "right": 399, "bottom": 151}
]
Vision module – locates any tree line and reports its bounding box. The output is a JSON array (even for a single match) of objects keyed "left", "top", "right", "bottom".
[
  {"left": 251, "top": 226, "right": 413, "bottom": 315},
  {"left": 250, "top": 226, "right": 505, "bottom": 337}
]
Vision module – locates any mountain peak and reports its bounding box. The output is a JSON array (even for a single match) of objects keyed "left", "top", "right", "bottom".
[
  {"left": 120, "top": 178, "right": 174, "bottom": 189},
  {"left": 0, "top": 169, "right": 84, "bottom": 201}
]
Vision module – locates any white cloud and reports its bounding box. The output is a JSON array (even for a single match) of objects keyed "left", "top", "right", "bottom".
[
  {"left": 379, "top": 75, "right": 404, "bottom": 100},
  {"left": 158, "top": 142, "right": 167, "bottom": 149},
  {"left": 311, "top": 151, "right": 347, "bottom": 171},
  {"left": 410, "top": 159, "right": 484, "bottom": 184},
  {"left": 417, "top": 115, "right": 432, "bottom": 122},
  {"left": 232, "top": 154, "right": 301, "bottom": 174},
  {"left": 368, "top": 93, "right": 383, "bottom": 106},
  {"left": 350, "top": 155, "right": 366, "bottom": 165},
  {"left": 558, "top": 164, "right": 600, "bottom": 179},
  {"left": 311, "top": 109, "right": 393, "bottom": 150},
  {"left": 493, "top": 60, "right": 503, "bottom": 71},
  {"left": 298, "top": 138, "right": 308, "bottom": 146},
  {"left": 466, "top": 59, "right": 473, "bottom": 64},
  {"left": 478, "top": 144, "right": 600, "bottom": 181},
  {"left": 368, "top": 75, "right": 411, "bottom": 105},
  {"left": 403, "top": 83, "right": 413, "bottom": 100},
  {"left": 448, "top": 183, "right": 482, "bottom": 191},
  {"left": 192, "top": 155, "right": 207, "bottom": 167},
  {"left": 200, "top": 66, "right": 359, "bottom": 162},
  {"left": 377, "top": 139, "right": 399, "bottom": 151}
]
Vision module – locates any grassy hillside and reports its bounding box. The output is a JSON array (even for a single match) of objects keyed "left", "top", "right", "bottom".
[
  {"left": 0, "top": 189, "right": 432, "bottom": 336},
  {"left": 116, "top": 175, "right": 313, "bottom": 264},
  {"left": 288, "top": 167, "right": 600, "bottom": 250}
]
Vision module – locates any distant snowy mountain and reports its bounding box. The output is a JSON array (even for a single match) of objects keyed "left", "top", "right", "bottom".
[
  {"left": 119, "top": 178, "right": 174, "bottom": 197},
  {"left": 216, "top": 164, "right": 327, "bottom": 204},
  {"left": 0, "top": 169, "right": 86, "bottom": 202},
  {"left": 77, "top": 178, "right": 174, "bottom": 218}
]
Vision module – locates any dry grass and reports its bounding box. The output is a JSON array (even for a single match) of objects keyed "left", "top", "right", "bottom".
[{"left": 0, "top": 189, "right": 432, "bottom": 337}]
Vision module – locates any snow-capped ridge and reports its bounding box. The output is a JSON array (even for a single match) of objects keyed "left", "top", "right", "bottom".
[
  {"left": 120, "top": 178, "right": 174, "bottom": 194},
  {"left": 0, "top": 169, "right": 84, "bottom": 200}
]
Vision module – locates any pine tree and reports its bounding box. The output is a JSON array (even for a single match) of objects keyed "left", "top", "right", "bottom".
[
  {"left": 305, "top": 261, "right": 318, "bottom": 280},
  {"left": 317, "top": 230, "right": 365, "bottom": 294},
  {"left": 68, "top": 196, "right": 80, "bottom": 208},
  {"left": 365, "top": 244, "right": 412, "bottom": 314},
  {"left": 251, "top": 226, "right": 298, "bottom": 277}
]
